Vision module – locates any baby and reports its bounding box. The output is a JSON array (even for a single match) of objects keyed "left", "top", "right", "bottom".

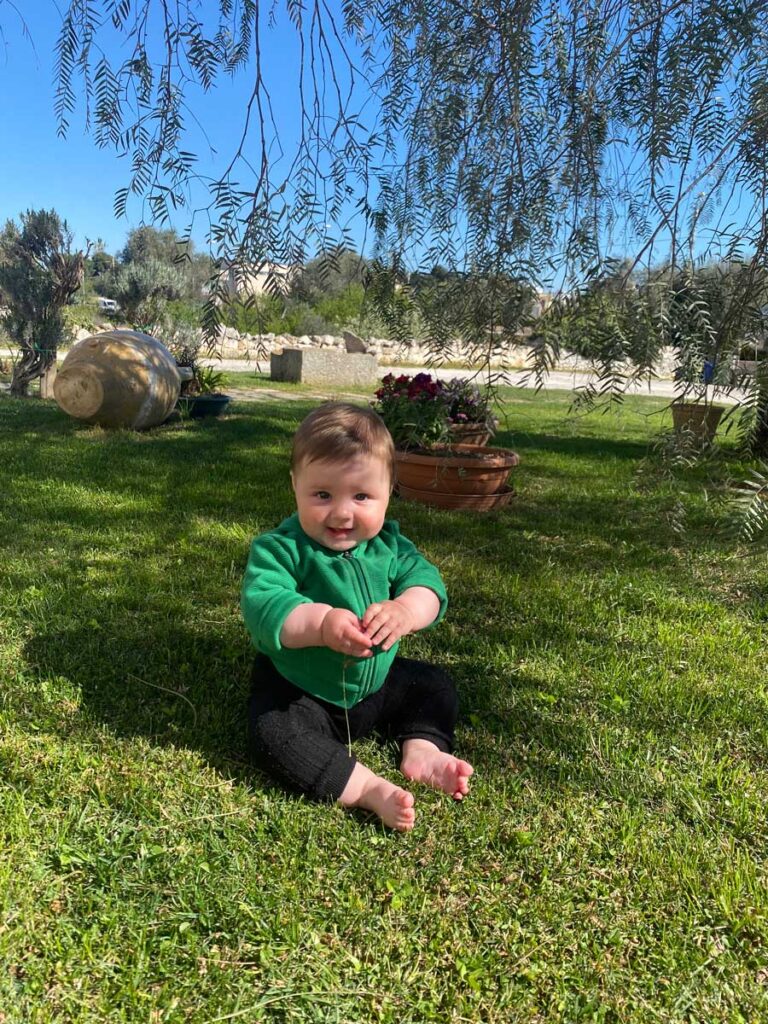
[{"left": 241, "top": 401, "right": 473, "bottom": 830}]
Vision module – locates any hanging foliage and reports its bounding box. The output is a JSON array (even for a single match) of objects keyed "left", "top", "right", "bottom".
[{"left": 46, "top": 2, "right": 768, "bottom": 357}]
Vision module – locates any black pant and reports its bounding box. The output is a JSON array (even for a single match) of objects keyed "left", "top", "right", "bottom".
[{"left": 248, "top": 654, "right": 458, "bottom": 801}]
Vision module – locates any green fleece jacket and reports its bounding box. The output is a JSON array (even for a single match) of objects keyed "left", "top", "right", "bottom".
[{"left": 240, "top": 513, "right": 447, "bottom": 708}]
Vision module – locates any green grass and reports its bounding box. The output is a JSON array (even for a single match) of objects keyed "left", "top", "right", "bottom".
[{"left": 1, "top": 387, "right": 767, "bottom": 1023}]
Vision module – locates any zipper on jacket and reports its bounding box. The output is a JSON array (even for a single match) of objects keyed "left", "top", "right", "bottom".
[
  {"left": 341, "top": 550, "right": 363, "bottom": 611},
  {"left": 342, "top": 548, "right": 377, "bottom": 612},
  {"left": 342, "top": 549, "right": 378, "bottom": 697}
]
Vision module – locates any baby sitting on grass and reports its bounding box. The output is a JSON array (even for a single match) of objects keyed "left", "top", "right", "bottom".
[{"left": 241, "top": 401, "right": 473, "bottom": 830}]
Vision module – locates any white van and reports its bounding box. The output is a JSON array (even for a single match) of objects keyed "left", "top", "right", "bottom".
[{"left": 97, "top": 297, "right": 119, "bottom": 313}]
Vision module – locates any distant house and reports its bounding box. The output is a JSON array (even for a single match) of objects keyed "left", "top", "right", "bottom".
[
  {"left": 530, "top": 291, "right": 554, "bottom": 319},
  {"left": 219, "top": 262, "right": 297, "bottom": 299}
]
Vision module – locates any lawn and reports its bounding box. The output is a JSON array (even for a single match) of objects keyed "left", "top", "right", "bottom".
[{"left": 1, "top": 386, "right": 767, "bottom": 1023}]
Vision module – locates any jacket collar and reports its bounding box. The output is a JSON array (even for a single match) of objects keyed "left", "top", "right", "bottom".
[{"left": 282, "top": 512, "right": 374, "bottom": 557}]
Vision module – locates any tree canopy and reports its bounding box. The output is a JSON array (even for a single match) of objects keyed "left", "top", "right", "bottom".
[
  {"left": 119, "top": 226, "right": 193, "bottom": 267},
  {"left": 51, "top": 3, "right": 768, "bottom": 270},
  {"left": 35, "top": 0, "right": 768, "bottom": 401}
]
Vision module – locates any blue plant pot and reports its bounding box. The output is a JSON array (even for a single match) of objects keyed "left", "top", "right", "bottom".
[{"left": 178, "top": 394, "right": 231, "bottom": 419}]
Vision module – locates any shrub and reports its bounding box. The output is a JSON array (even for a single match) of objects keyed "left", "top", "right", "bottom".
[
  {"left": 314, "top": 283, "right": 366, "bottom": 328},
  {"left": 283, "top": 306, "right": 335, "bottom": 336},
  {"left": 165, "top": 299, "right": 204, "bottom": 329},
  {"left": 221, "top": 295, "right": 285, "bottom": 335},
  {"left": 61, "top": 301, "right": 99, "bottom": 340}
]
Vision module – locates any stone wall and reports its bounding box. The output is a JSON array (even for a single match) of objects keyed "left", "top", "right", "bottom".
[
  {"left": 214, "top": 326, "right": 432, "bottom": 364},
  {"left": 213, "top": 326, "right": 679, "bottom": 377},
  {"left": 71, "top": 323, "right": 678, "bottom": 377},
  {"left": 271, "top": 348, "right": 379, "bottom": 385}
]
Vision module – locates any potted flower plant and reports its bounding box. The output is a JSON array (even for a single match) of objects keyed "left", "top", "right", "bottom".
[
  {"left": 169, "top": 332, "right": 231, "bottom": 419},
  {"left": 372, "top": 372, "right": 450, "bottom": 451},
  {"left": 372, "top": 372, "right": 519, "bottom": 510},
  {"left": 442, "top": 377, "right": 498, "bottom": 444}
]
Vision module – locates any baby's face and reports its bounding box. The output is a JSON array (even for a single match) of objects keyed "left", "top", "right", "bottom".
[{"left": 291, "top": 454, "right": 391, "bottom": 551}]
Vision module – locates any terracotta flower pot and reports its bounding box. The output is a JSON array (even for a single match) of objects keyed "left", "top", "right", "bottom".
[
  {"left": 398, "top": 483, "right": 515, "bottom": 510},
  {"left": 448, "top": 422, "right": 493, "bottom": 445},
  {"left": 671, "top": 401, "right": 725, "bottom": 440},
  {"left": 395, "top": 444, "right": 520, "bottom": 495}
]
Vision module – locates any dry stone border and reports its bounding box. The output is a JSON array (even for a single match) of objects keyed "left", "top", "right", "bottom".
[
  {"left": 70, "top": 323, "right": 679, "bottom": 377},
  {"left": 211, "top": 326, "right": 679, "bottom": 377}
]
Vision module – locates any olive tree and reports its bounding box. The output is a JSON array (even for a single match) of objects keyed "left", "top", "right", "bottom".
[
  {"left": 118, "top": 226, "right": 213, "bottom": 302},
  {"left": 108, "top": 258, "right": 187, "bottom": 333},
  {"left": 0, "top": 209, "right": 85, "bottom": 397}
]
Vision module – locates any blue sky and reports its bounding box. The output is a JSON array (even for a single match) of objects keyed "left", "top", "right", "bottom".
[
  {"left": 0, "top": 6, "right": 126, "bottom": 251},
  {"left": 0, "top": 1, "right": 327, "bottom": 256}
]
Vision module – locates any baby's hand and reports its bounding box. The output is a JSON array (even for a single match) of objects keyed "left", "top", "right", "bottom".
[
  {"left": 321, "top": 608, "right": 373, "bottom": 658},
  {"left": 361, "top": 601, "right": 415, "bottom": 652}
]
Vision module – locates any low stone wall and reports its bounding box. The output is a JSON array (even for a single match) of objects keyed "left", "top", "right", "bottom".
[
  {"left": 270, "top": 348, "right": 379, "bottom": 385},
  {"left": 215, "top": 326, "right": 679, "bottom": 377},
  {"left": 71, "top": 323, "right": 678, "bottom": 377},
  {"left": 215, "top": 327, "right": 434, "bottom": 365}
]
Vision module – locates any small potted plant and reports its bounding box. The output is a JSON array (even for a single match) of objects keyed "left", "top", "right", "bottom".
[
  {"left": 371, "top": 372, "right": 519, "bottom": 510},
  {"left": 670, "top": 356, "right": 725, "bottom": 441},
  {"left": 442, "top": 377, "right": 498, "bottom": 444},
  {"left": 169, "top": 332, "right": 231, "bottom": 419},
  {"left": 181, "top": 365, "right": 231, "bottom": 419}
]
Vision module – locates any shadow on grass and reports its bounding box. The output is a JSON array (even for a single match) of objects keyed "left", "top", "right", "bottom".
[
  {"left": 392, "top": 487, "right": 726, "bottom": 579},
  {"left": 4, "top": 397, "right": 759, "bottom": 806},
  {"left": 3, "top": 399, "right": 299, "bottom": 779},
  {"left": 23, "top": 612, "right": 253, "bottom": 773},
  {"left": 3, "top": 400, "right": 302, "bottom": 527},
  {"left": 496, "top": 428, "right": 652, "bottom": 462}
]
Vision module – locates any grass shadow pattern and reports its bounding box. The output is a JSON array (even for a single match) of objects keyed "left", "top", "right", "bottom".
[{"left": 2, "top": 390, "right": 768, "bottom": 1022}]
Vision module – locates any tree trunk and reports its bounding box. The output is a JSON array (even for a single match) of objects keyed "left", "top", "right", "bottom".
[{"left": 10, "top": 345, "right": 56, "bottom": 397}]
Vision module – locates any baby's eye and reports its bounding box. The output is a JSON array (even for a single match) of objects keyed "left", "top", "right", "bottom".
[
  {"left": 354, "top": 492, "right": 369, "bottom": 501},
  {"left": 315, "top": 490, "right": 331, "bottom": 500}
]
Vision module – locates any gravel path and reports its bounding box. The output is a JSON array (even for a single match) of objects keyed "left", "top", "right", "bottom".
[{"left": 208, "top": 357, "right": 745, "bottom": 405}]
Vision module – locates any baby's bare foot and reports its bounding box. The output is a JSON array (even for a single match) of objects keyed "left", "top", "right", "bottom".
[
  {"left": 401, "top": 739, "right": 474, "bottom": 801},
  {"left": 363, "top": 780, "right": 416, "bottom": 831},
  {"left": 339, "top": 763, "right": 416, "bottom": 831}
]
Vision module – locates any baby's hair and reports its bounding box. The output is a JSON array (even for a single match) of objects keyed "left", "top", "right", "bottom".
[{"left": 291, "top": 402, "right": 395, "bottom": 484}]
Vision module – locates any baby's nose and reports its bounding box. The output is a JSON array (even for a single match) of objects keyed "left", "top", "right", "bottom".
[{"left": 332, "top": 500, "right": 354, "bottom": 522}]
